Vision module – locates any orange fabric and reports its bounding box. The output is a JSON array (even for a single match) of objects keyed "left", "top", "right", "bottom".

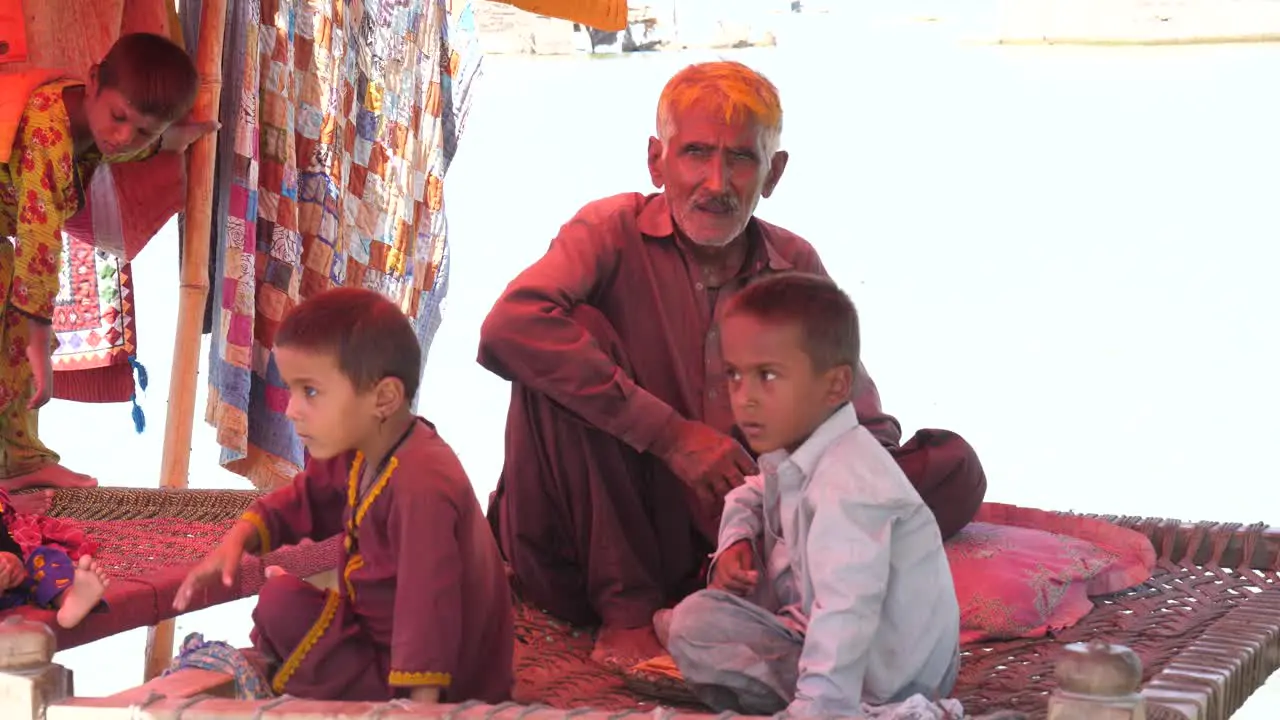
[
  {"left": 0, "top": 71, "right": 72, "bottom": 161},
  {"left": 0, "top": 0, "right": 30, "bottom": 64},
  {"left": 496, "top": 0, "right": 627, "bottom": 31}
]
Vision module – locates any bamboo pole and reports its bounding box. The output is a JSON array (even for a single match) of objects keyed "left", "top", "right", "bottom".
[{"left": 145, "top": 0, "right": 230, "bottom": 683}]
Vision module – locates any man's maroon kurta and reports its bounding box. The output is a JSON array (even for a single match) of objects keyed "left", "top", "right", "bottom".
[
  {"left": 242, "top": 418, "right": 513, "bottom": 703},
  {"left": 478, "top": 193, "right": 985, "bottom": 629}
]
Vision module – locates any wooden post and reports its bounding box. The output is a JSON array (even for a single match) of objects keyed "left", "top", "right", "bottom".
[
  {"left": 0, "top": 616, "right": 72, "bottom": 720},
  {"left": 145, "top": 0, "right": 229, "bottom": 683}
]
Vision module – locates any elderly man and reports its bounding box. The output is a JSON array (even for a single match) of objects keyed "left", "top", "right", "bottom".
[{"left": 478, "top": 61, "right": 987, "bottom": 664}]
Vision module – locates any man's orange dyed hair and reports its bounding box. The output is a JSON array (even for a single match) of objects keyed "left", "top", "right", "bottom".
[
  {"left": 656, "top": 61, "right": 783, "bottom": 154},
  {"left": 97, "top": 33, "right": 199, "bottom": 124}
]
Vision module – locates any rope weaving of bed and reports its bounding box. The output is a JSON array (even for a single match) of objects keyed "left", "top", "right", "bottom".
[
  {"left": 3, "top": 487, "right": 341, "bottom": 651},
  {"left": 10, "top": 488, "right": 1280, "bottom": 720},
  {"left": 513, "top": 514, "right": 1280, "bottom": 720},
  {"left": 42, "top": 487, "right": 339, "bottom": 579}
]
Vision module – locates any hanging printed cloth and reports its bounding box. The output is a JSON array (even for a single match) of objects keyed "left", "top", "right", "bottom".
[{"left": 205, "top": 0, "right": 482, "bottom": 489}]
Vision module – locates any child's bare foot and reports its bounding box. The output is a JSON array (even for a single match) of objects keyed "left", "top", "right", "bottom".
[
  {"left": 591, "top": 624, "right": 665, "bottom": 667},
  {"left": 264, "top": 565, "right": 287, "bottom": 579},
  {"left": 8, "top": 490, "right": 55, "bottom": 515},
  {"left": 55, "top": 555, "right": 109, "bottom": 629}
]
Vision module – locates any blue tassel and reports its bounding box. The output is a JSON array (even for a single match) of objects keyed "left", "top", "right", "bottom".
[
  {"left": 128, "top": 355, "right": 148, "bottom": 434},
  {"left": 129, "top": 356, "right": 149, "bottom": 392},
  {"left": 131, "top": 394, "right": 146, "bottom": 434}
]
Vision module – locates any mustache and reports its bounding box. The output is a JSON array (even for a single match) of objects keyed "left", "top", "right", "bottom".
[{"left": 693, "top": 195, "right": 738, "bottom": 213}]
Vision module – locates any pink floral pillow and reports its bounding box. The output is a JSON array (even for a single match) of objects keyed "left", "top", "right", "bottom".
[{"left": 947, "top": 504, "right": 1156, "bottom": 644}]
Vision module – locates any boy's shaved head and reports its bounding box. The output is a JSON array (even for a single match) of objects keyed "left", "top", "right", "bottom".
[
  {"left": 276, "top": 287, "right": 423, "bottom": 401},
  {"left": 724, "top": 272, "right": 859, "bottom": 372},
  {"left": 97, "top": 33, "right": 199, "bottom": 123}
]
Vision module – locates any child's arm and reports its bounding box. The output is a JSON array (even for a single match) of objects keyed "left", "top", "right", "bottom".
[
  {"left": 385, "top": 481, "right": 463, "bottom": 702},
  {"left": 715, "top": 473, "right": 765, "bottom": 549},
  {"left": 788, "top": 492, "right": 896, "bottom": 718},
  {"left": 9, "top": 115, "right": 78, "bottom": 407},
  {"left": 173, "top": 458, "right": 347, "bottom": 612},
  {"left": 104, "top": 120, "right": 219, "bottom": 163},
  {"left": 705, "top": 473, "right": 765, "bottom": 580},
  {"left": 0, "top": 499, "right": 24, "bottom": 589},
  {"left": 0, "top": 512, "right": 29, "bottom": 591},
  {"left": 239, "top": 456, "right": 350, "bottom": 554},
  {"left": 0, "top": 501, "right": 24, "bottom": 558}
]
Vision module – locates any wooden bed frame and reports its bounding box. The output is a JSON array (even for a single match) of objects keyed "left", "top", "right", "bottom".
[{"left": 0, "top": 507, "right": 1275, "bottom": 720}]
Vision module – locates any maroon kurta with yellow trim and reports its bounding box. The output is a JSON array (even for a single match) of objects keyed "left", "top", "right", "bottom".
[
  {"left": 242, "top": 418, "right": 513, "bottom": 703},
  {"left": 478, "top": 192, "right": 988, "bottom": 631}
]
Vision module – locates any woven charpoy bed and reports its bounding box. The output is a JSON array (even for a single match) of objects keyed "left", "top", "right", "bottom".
[
  {"left": 1, "top": 488, "right": 340, "bottom": 650},
  {"left": 10, "top": 487, "right": 1280, "bottom": 719}
]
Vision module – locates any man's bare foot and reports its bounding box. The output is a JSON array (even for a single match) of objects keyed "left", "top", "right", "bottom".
[
  {"left": 264, "top": 565, "right": 287, "bottom": 579},
  {"left": 55, "top": 555, "right": 109, "bottom": 629},
  {"left": 591, "top": 624, "right": 665, "bottom": 667},
  {"left": 9, "top": 490, "right": 54, "bottom": 515}
]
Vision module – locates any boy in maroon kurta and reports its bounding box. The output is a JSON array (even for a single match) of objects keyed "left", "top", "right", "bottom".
[{"left": 175, "top": 287, "right": 513, "bottom": 704}]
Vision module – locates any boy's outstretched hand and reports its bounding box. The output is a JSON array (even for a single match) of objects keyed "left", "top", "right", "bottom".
[
  {"left": 173, "top": 541, "right": 242, "bottom": 612},
  {"left": 160, "top": 120, "right": 221, "bottom": 155},
  {"left": 709, "top": 539, "right": 758, "bottom": 596},
  {"left": 0, "top": 552, "right": 25, "bottom": 590}
]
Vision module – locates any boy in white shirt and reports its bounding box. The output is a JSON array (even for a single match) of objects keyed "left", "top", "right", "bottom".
[{"left": 660, "top": 272, "right": 960, "bottom": 718}]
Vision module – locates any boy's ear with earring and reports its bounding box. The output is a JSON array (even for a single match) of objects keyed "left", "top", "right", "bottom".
[{"left": 372, "top": 377, "right": 405, "bottom": 425}]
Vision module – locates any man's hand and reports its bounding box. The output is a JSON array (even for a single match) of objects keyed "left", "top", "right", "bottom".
[
  {"left": 0, "top": 552, "right": 25, "bottom": 590},
  {"left": 709, "top": 540, "right": 758, "bottom": 596},
  {"left": 173, "top": 541, "right": 243, "bottom": 611},
  {"left": 160, "top": 120, "right": 221, "bottom": 155},
  {"left": 653, "top": 418, "right": 757, "bottom": 506}
]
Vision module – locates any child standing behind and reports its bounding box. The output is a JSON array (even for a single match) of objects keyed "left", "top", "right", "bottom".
[
  {"left": 0, "top": 32, "right": 213, "bottom": 511},
  {"left": 660, "top": 273, "right": 960, "bottom": 718},
  {"left": 174, "top": 287, "right": 513, "bottom": 704}
]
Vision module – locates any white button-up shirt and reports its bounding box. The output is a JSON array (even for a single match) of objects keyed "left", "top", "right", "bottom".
[{"left": 715, "top": 403, "right": 961, "bottom": 717}]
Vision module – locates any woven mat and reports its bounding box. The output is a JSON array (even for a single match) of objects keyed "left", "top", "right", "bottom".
[
  {"left": 513, "top": 514, "right": 1280, "bottom": 719},
  {"left": 513, "top": 602, "right": 706, "bottom": 712},
  {"left": 26, "top": 488, "right": 1280, "bottom": 718},
  {"left": 37, "top": 487, "right": 337, "bottom": 587},
  {"left": 45, "top": 487, "right": 261, "bottom": 523}
]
